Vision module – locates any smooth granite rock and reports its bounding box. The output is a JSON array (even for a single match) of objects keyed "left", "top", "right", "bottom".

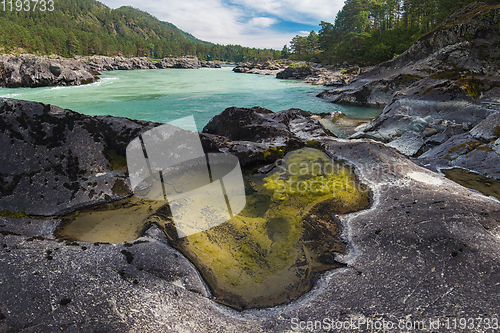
[
  {"left": 470, "top": 111, "right": 500, "bottom": 141},
  {"left": 417, "top": 132, "right": 500, "bottom": 181},
  {"left": 493, "top": 138, "right": 500, "bottom": 155},
  {"left": 1, "top": 133, "right": 499, "bottom": 332}
]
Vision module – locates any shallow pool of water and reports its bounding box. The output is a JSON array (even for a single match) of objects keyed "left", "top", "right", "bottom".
[
  {"left": 442, "top": 168, "right": 500, "bottom": 200},
  {"left": 56, "top": 148, "right": 371, "bottom": 310}
]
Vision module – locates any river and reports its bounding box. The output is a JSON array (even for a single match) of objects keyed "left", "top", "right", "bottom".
[{"left": 0, "top": 66, "right": 380, "bottom": 132}]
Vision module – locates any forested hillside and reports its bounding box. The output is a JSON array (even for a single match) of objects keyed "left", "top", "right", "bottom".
[
  {"left": 288, "top": 0, "right": 500, "bottom": 64},
  {"left": 0, "top": 0, "right": 280, "bottom": 61}
]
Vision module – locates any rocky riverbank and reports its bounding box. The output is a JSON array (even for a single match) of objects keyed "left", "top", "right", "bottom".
[
  {"left": 1, "top": 3, "right": 500, "bottom": 330},
  {"left": 232, "top": 59, "right": 365, "bottom": 86},
  {"left": 0, "top": 54, "right": 98, "bottom": 88},
  {"left": 318, "top": 2, "right": 500, "bottom": 181},
  {"left": 0, "top": 54, "right": 216, "bottom": 88},
  {"left": 1, "top": 98, "right": 500, "bottom": 331},
  {"left": 77, "top": 54, "right": 204, "bottom": 71}
]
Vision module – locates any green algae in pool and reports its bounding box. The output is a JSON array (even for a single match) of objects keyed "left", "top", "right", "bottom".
[
  {"left": 57, "top": 148, "right": 370, "bottom": 310},
  {"left": 442, "top": 168, "right": 500, "bottom": 200},
  {"left": 155, "top": 148, "right": 370, "bottom": 309}
]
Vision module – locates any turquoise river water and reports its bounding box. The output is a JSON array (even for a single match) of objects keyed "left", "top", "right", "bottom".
[{"left": 0, "top": 66, "right": 381, "bottom": 130}]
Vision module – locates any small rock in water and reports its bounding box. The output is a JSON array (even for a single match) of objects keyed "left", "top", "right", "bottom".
[{"left": 257, "top": 164, "right": 275, "bottom": 174}]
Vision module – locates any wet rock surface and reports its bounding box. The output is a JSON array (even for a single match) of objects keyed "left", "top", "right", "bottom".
[
  {"left": 150, "top": 148, "right": 369, "bottom": 310},
  {"left": 0, "top": 100, "right": 499, "bottom": 331},
  {"left": 318, "top": 2, "right": 500, "bottom": 180},
  {"left": 233, "top": 59, "right": 364, "bottom": 86}
]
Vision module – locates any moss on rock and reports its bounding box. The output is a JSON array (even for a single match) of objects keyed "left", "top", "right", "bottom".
[{"left": 0, "top": 210, "right": 29, "bottom": 219}]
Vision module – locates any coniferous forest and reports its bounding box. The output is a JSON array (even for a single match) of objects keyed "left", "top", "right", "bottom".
[
  {"left": 0, "top": 0, "right": 280, "bottom": 61},
  {"left": 1, "top": 0, "right": 499, "bottom": 65},
  {"left": 288, "top": 0, "right": 500, "bottom": 65}
]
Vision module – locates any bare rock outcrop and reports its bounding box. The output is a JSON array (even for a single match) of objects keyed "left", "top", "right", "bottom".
[
  {"left": 318, "top": 2, "right": 500, "bottom": 179},
  {"left": 0, "top": 54, "right": 205, "bottom": 88},
  {"left": 1, "top": 100, "right": 499, "bottom": 331},
  {"left": 0, "top": 54, "right": 97, "bottom": 88}
]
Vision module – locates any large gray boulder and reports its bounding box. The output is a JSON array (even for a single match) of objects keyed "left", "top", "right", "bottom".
[
  {"left": 276, "top": 65, "right": 313, "bottom": 80},
  {"left": 387, "top": 130, "right": 425, "bottom": 156},
  {"left": 203, "top": 106, "right": 335, "bottom": 144},
  {"left": 470, "top": 111, "right": 500, "bottom": 141},
  {"left": 0, "top": 98, "right": 157, "bottom": 216}
]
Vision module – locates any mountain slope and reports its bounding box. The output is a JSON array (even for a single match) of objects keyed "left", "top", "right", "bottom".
[
  {"left": 0, "top": 0, "right": 195, "bottom": 57},
  {"left": 0, "top": 0, "right": 278, "bottom": 61}
]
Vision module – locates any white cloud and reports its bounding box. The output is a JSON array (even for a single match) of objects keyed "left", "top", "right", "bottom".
[
  {"left": 228, "top": 0, "right": 343, "bottom": 24},
  {"left": 99, "top": 0, "right": 344, "bottom": 48},
  {"left": 248, "top": 17, "right": 279, "bottom": 28}
]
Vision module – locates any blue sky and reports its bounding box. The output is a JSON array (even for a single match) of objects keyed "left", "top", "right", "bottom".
[{"left": 99, "top": 0, "right": 345, "bottom": 49}]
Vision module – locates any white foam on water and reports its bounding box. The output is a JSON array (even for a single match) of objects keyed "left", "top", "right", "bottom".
[
  {"left": 91, "top": 77, "right": 118, "bottom": 87},
  {"left": 0, "top": 93, "right": 20, "bottom": 98}
]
